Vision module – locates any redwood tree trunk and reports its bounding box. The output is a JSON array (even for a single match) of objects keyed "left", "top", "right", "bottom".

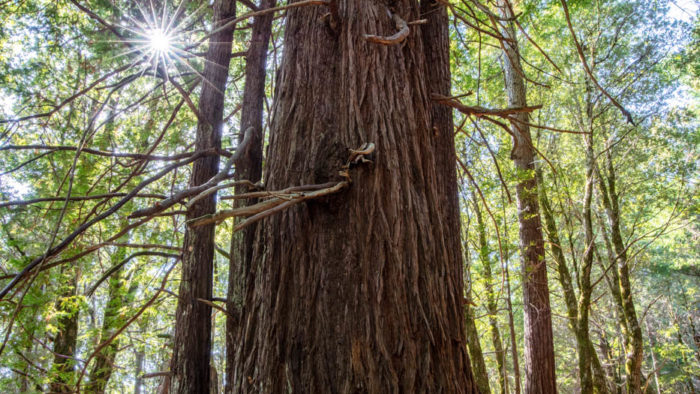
[
  {"left": 231, "top": 1, "right": 476, "bottom": 392},
  {"left": 225, "top": 1, "right": 275, "bottom": 391},
  {"left": 170, "top": 1, "right": 236, "bottom": 392},
  {"left": 420, "top": 3, "right": 484, "bottom": 392},
  {"left": 497, "top": 3, "right": 557, "bottom": 392}
]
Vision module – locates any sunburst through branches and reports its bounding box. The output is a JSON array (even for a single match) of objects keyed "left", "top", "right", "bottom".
[{"left": 106, "top": 0, "right": 216, "bottom": 87}]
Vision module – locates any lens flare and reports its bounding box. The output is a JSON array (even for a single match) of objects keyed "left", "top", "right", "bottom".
[{"left": 148, "top": 28, "right": 171, "bottom": 54}]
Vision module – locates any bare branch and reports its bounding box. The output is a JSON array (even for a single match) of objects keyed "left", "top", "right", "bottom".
[
  {"left": 0, "top": 151, "right": 213, "bottom": 300},
  {"left": 0, "top": 193, "right": 166, "bottom": 209},
  {"left": 128, "top": 127, "right": 254, "bottom": 219},
  {"left": 364, "top": 12, "right": 410, "bottom": 45},
  {"left": 431, "top": 93, "right": 542, "bottom": 117}
]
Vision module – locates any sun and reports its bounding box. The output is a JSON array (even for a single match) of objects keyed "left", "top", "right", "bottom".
[
  {"left": 103, "top": 0, "right": 213, "bottom": 83},
  {"left": 147, "top": 28, "right": 172, "bottom": 54}
]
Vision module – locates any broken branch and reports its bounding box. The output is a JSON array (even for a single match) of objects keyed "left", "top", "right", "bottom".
[{"left": 364, "top": 12, "right": 410, "bottom": 45}]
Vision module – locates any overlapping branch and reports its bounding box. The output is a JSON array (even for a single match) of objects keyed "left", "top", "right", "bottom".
[
  {"left": 128, "top": 127, "right": 254, "bottom": 219},
  {"left": 190, "top": 142, "right": 375, "bottom": 231}
]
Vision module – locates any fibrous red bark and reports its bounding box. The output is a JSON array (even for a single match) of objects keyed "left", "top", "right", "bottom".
[{"left": 230, "top": 1, "right": 476, "bottom": 392}]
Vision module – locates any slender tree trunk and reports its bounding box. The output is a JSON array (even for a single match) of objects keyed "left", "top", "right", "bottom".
[
  {"left": 503, "top": 212, "right": 523, "bottom": 394},
  {"left": 49, "top": 268, "right": 79, "bottom": 393},
  {"left": 674, "top": 316, "right": 698, "bottom": 394},
  {"left": 643, "top": 319, "right": 661, "bottom": 394},
  {"left": 687, "top": 306, "right": 700, "bottom": 365},
  {"left": 599, "top": 327, "right": 623, "bottom": 394},
  {"left": 575, "top": 105, "right": 597, "bottom": 394},
  {"left": 86, "top": 266, "right": 133, "bottom": 393},
  {"left": 134, "top": 342, "right": 144, "bottom": 394},
  {"left": 231, "top": 1, "right": 476, "bottom": 392},
  {"left": 538, "top": 168, "right": 609, "bottom": 393},
  {"left": 497, "top": 3, "right": 556, "bottom": 392},
  {"left": 464, "top": 233, "right": 492, "bottom": 394},
  {"left": 597, "top": 151, "right": 644, "bottom": 393},
  {"left": 505, "top": 260, "right": 523, "bottom": 394},
  {"left": 225, "top": 1, "right": 276, "bottom": 392},
  {"left": 597, "top": 217, "right": 631, "bottom": 358},
  {"left": 537, "top": 168, "right": 578, "bottom": 334},
  {"left": 473, "top": 197, "right": 508, "bottom": 394},
  {"left": 465, "top": 300, "right": 492, "bottom": 394},
  {"left": 170, "top": 1, "right": 236, "bottom": 392}
]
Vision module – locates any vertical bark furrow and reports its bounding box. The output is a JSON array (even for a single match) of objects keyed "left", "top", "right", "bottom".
[{"left": 232, "top": 1, "right": 475, "bottom": 392}]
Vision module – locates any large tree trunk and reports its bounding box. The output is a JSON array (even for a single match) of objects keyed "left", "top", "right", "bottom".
[
  {"left": 497, "top": 3, "right": 557, "bottom": 392},
  {"left": 225, "top": 1, "right": 276, "bottom": 392},
  {"left": 169, "top": 1, "right": 236, "bottom": 392},
  {"left": 231, "top": 1, "right": 476, "bottom": 392},
  {"left": 420, "top": 0, "right": 460, "bottom": 287}
]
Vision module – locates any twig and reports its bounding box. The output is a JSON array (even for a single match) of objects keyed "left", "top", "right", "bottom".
[
  {"left": 189, "top": 181, "right": 348, "bottom": 228},
  {"left": 141, "top": 371, "right": 172, "bottom": 379},
  {"left": 185, "top": 180, "right": 257, "bottom": 208},
  {"left": 0, "top": 144, "right": 202, "bottom": 161},
  {"left": 190, "top": 142, "right": 375, "bottom": 229},
  {"left": 86, "top": 252, "right": 180, "bottom": 296}
]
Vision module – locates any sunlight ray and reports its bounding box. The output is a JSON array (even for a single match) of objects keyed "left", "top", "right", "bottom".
[{"left": 168, "top": 48, "right": 223, "bottom": 96}]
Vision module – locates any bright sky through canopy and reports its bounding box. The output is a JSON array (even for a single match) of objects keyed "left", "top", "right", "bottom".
[{"left": 148, "top": 28, "right": 172, "bottom": 54}]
